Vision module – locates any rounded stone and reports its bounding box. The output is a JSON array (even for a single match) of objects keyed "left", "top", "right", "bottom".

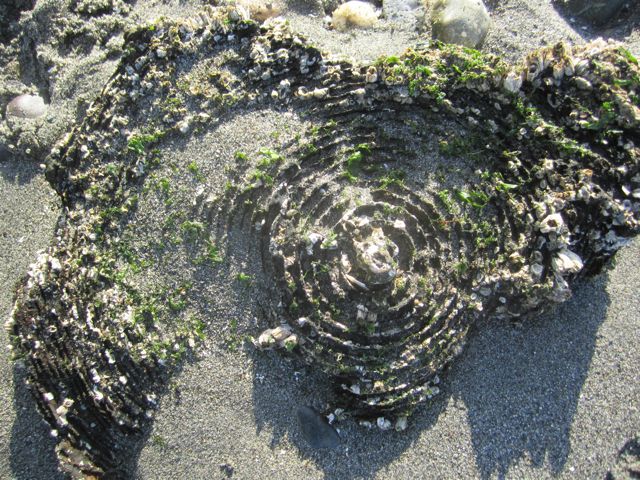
[
  {"left": 6, "top": 94, "right": 47, "bottom": 119},
  {"left": 431, "top": 0, "right": 491, "bottom": 49}
]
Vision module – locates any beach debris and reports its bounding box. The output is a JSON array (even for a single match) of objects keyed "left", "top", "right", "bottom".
[
  {"left": 431, "top": 0, "right": 491, "bottom": 48},
  {"left": 5, "top": 94, "right": 46, "bottom": 119},
  {"left": 332, "top": 1, "right": 380, "bottom": 31},
  {"left": 297, "top": 406, "right": 341, "bottom": 449},
  {"left": 6, "top": 6, "right": 639, "bottom": 476}
]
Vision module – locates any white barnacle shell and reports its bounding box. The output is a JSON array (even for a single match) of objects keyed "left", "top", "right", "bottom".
[
  {"left": 365, "top": 66, "right": 378, "bottom": 83},
  {"left": 93, "top": 389, "right": 104, "bottom": 402},
  {"left": 574, "top": 58, "right": 589, "bottom": 76},
  {"left": 50, "top": 257, "right": 62, "bottom": 273},
  {"left": 564, "top": 57, "right": 575, "bottom": 77},
  {"left": 104, "top": 350, "right": 116, "bottom": 364},
  {"left": 552, "top": 63, "right": 564, "bottom": 82},
  {"left": 539, "top": 213, "right": 564, "bottom": 234},
  {"left": 311, "top": 88, "right": 329, "bottom": 99},
  {"left": 177, "top": 118, "right": 191, "bottom": 133},
  {"left": 278, "top": 79, "right": 291, "bottom": 97},
  {"left": 395, "top": 416, "right": 408, "bottom": 431},
  {"left": 574, "top": 77, "right": 592, "bottom": 91},
  {"left": 257, "top": 330, "right": 275, "bottom": 348},
  {"left": 228, "top": 5, "right": 251, "bottom": 22},
  {"left": 356, "top": 304, "right": 368, "bottom": 322},
  {"left": 275, "top": 48, "right": 289, "bottom": 62},
  {"left": 502, "top": 71, "right": 522, "bottom": 93},
  {"left": 576, "top": 184, "right": 592, "bottom": 201},
  {"left": 377, "top": 417, "right": 392, "bottom": 430},
  {"left": 90, "top": 368, "right": 101, "bottom": 384},
  {"left": 306, "top": 232, "right": 322, "bottom": 255},
  {"left": 550, "top": 274, "right": 571, "bottom": 302},
  {"left": 344, "top": 273, "right": 368, "bottom": 291},
  {"left": 530, "top": 263, "right": 544, "bottom": 280},
  {"left": 533, "top": 201, "right": 548, "bottom": 220},
  {"left": 552, "top": 249, "right": 583, "bottom": 275},
  {"left": 526, "top": 51, "right": 551, "bottom": 82}
]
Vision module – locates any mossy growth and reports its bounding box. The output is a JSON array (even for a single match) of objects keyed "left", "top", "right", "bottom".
[
  {"left": 378, "top": 169, "right": 406, "bottom": 189},
  {"left": 454, "top": 188, "right": 489, "bottom": 210},
  {"left": 236, "top": 272, "right": 253, "bottom": 284},
  {"left": 376, "top": 42, "right": 507, "bottom": 101},
  {"left": 342, "top": 143, "right": 373, "bottom": 183},
  {"left": 438, "top": 133, "right": 486, "bottom": 162},
  {"left": 127, "top": 130, "right": 165, "bottom": 156}
]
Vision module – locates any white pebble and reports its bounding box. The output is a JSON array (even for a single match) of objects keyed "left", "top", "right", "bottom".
[
  {"left": 6, "top": 94, "right": 46, "bottom": 119},
  {"left": 332, "top": 1, "right": 379, "bottom": 31}
]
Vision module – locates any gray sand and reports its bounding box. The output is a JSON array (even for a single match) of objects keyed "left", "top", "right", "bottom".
[
  {"left": 1, "top": 1, "right": 639, "bottom": 479},
  {"left": 128, "top": 238, "right": 640, "bottom": 480}
]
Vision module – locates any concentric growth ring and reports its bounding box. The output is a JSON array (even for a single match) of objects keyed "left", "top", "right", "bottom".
[
  {"left": 235, "top": 115, "right": 480, "bottom": 418},
  {"left": 8, "top": 9, "right": 640, "bottom": 475}
]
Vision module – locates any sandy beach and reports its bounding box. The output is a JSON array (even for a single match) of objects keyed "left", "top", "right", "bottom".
[{"left": 1, "top": 1, "right": 639, "bottom": 479}]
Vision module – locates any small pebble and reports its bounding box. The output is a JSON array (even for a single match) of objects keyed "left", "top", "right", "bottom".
[{"left": 219, "top": 463, "right": 234, "bottom": 477}]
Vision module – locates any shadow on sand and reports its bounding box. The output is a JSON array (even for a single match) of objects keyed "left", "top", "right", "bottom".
[
  {"left": 0, "top": 154, "right": 45, "bottom": 185},
  {"left": 6, "top": 218, "right": 612, "bottom": 479},
  {"left": 550, "top": 1, "right": 640, "bottom": 42},
  {"left": 451, "top": 274, "right": 609, "bottom": 479},
  {"left": 249, "top": 271, "right": 609, "bottom": 479},
  {"left": 9, "top": 363, "right": 65, "bottom": 480}
]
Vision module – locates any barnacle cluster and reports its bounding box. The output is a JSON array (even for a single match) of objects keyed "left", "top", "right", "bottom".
[{"left": 6, "top": 5, "right": 640, "bottom": 476}]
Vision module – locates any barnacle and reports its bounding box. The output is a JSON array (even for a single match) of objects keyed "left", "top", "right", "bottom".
[{"left": 7, "top": 6, "right": 640, "bottom": 477}]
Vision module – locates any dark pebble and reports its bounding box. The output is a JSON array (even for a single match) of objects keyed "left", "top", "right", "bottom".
[
  {"left": 219, "top": 463, "right": 234, "bottom": 477},
  {"left": 297, "top": 405, "right": 341, "bottom": 449}
]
